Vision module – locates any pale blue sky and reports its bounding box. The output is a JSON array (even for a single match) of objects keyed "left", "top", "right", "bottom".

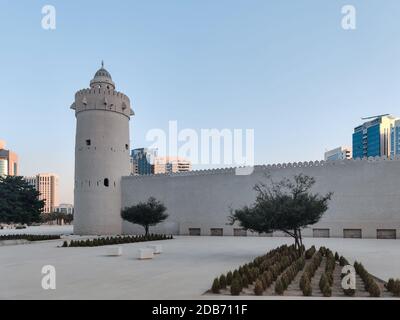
[{"left": 1, "top": 0, "right": 400, "bottom": 203}]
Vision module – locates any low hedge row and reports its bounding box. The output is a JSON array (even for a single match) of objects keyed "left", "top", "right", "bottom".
[
  {"left": 62, "top": 234, "right": 173, "bottom": 247},
  {"left": 0, "top": 234, "right": 61, "bottom": 241}
]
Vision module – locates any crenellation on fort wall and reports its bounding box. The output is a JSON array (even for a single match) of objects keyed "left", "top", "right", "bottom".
[{"left": 124, "top": 156, "right": 400, "bottom": 180}]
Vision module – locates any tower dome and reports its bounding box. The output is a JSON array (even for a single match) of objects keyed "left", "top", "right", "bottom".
[
  {"left": 90, "top": 61, "right": 115, "bottom": 89},
  {"left": 94, "top": 68, "right": 112, "bottom": 79}
]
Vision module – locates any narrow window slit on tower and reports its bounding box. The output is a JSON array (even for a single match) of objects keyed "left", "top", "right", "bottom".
[
  {"left": 104, "top": 178, "right": 109, "bottom": 187},
  {"left": 86, "top": 139, "right": 91, "bottom": 146}
]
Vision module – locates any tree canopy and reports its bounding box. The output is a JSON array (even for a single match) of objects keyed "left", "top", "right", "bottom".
[
  {"left": 41, "top": 212, "right": 74, "bottom": 225},
  {"left": 121, "top": 197, "right": 168, "bottom": 236},
  {"left": 229, "top": 174, "right": 332, "bottom": 251},
  {"left": 0, "top": 175, "right": 44, "bottom": 224}
]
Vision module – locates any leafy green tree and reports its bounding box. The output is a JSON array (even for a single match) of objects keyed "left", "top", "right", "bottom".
[
  {"left": 0, "top": 176, "right": 44, "bottom": 224},
  {"left": 229, "top": 174, "right": 332, "bottom": 252},
  {"left": 121, "top": 197, "right": 168, "bottom": 236}
]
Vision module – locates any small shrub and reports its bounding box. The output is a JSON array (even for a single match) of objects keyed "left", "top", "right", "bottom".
[
  {"left": 263, "top": 271, "right": 272, "bottom": 288},
  {"left": 275, "top": 279, "right": 284, "bottom": 295},
  {"left": 305, "top": 246, "right": 316, "bottom": 259},
  {"left": 299, "top": 273, "right": 308, "bottom": 291},
  {"left": 334, "top": 252, "right": 339, "bottom": 261},
  {"left": 230, "top": 278, "right": 242, "bottom": 296},
  {"left": 322, "top": 284, "right": 332, "bottom": 297},
  {"left": 339, "top": 256, "right": 349, "bottom": 267},
  {"left": 319, "top": 246, "right": 326, "bottom": 256},
  {"left": 226, "top": 271, "right": 233, "bottom": 285},
  {"left": 302, "top": 280, "right": 312, "bottom": 296},
  {"left": 280, "top": 274, "right": 288, "bottom": 289},
  {"left": 252, "top": 267, "right": 260, "bottom": 280},
  {"left": 219, "top": 274, "right": 227, "bottom": 289},
  {"left": 62, "top": 241, "right": 68, "bottom": 247},
  {"left": 242, "top": 275, "right": 249, "bottom": 288},
  {"left": 261, "top": 276, "right": 267, "bottom": 290},
  {"left": 254, "top": 279, "right": 263, "bottom": 296},
  {"left": 386, "top": 278, "right": 395, "bottom": 292},
  {"left": 326, "top": 271, "right": 333, "bottom": 286},
  {"left": 319, "top": 273, "right": 328, "bottom": 291},
  {"left": 246, "top": 268, "right": 254, "bottom": 283},
  {"left": 368, "top": 280, "right": 381, "bottom": 297},
  {"left": 343, "top": 288, "right": 355, "bottom": 297},
  {"left": 211, "top": 278, "right": 220, "bottom": 294},
  {"left": 364, "top": 276, "right": 373, "bottom": 291},
  {"left": 392, "top": 280, "right": 400, "bottom": 297}
]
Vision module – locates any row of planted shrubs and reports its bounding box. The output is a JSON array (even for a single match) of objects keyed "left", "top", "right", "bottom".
[
  {"left": 62, "top": 234, "right": 173, "bottom": 247},
  {"left": 386, "top": 278, "right": 400, "bottom": 297},
  {"left": 299, "top": 246, "right": 322, "bottom": 296},
  {"left": 353, "top": 261, "right": 381, "bottom": 297},
  {"left": 318, "top": 249, "right": 335, "bottom": 297},
  {"left": 274, "top": 255, "right": 305, "bottom": 294},
  {"left": 211, "top": 244, "right": 301, "bottom": 295},
  {"left": 212, "top": 245, "right": 334, "bottom": 296},
  {"left": 0, "top": 234, "right": 61, "bottom": 241},
  {"left": 211, "top": 245, "right": 397, "bottom": 298}
]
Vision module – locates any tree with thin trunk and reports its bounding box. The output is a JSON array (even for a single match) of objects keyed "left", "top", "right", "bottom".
[
  {"left": 228, "top": 174, "right": 332, "bottom": 252},
  {"left": 121, "top": 197, "right": 168, "bottom": 236}
]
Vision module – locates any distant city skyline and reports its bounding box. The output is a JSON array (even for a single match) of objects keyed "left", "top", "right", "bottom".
[
  {"left": 2, "top": 1, "right": 400, "bottom": 203},
  {"left": 130, "top": 147, "right": 192, "bottom": 175}
]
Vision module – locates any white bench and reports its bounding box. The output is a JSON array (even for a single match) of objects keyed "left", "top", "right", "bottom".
[
  {"left": 138, "top": 248, "right": 154, "bottom": 260},
  {"left": 106, "top": 246, "right": 122, "bottom": 256},
  {"left": 147, "top": 244, "right": 163, "bottom": 254}
]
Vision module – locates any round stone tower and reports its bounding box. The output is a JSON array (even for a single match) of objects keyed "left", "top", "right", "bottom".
[{"left": 71, "top": 63, "right": 134, "bottom": 235}]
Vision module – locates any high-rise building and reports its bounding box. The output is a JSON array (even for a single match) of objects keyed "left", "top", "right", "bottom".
[
  {"left": 352, "top": 115, "right": 397, "bottom": 159},
  {"left": 324, "top": 146, "right": 352, "bottom": 161},
  {"left": 0, "top": 158, "right": 7, "bottom": 176},
  {"left": 0, "top": 140, "right": 18, "bottom": 176},
  {"left": 390, "top": 119, "right": 400, "bottom": 157},
  {"left": 130, "top": 148, "right": 158, "bottom": 175},
  {"left": 25, "top": 174, "right": 59, "bottom": 213},
  {"left": 153, "top": 157, "right": 192, "bottom": 174}
]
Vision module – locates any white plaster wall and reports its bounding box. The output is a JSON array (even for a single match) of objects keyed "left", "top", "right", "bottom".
[
  {"left": 122, "top": 158, "right": 400, "bottom": 238},
  {"left": 74, "top": 109, "right": 130, "bottom": 235}
]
